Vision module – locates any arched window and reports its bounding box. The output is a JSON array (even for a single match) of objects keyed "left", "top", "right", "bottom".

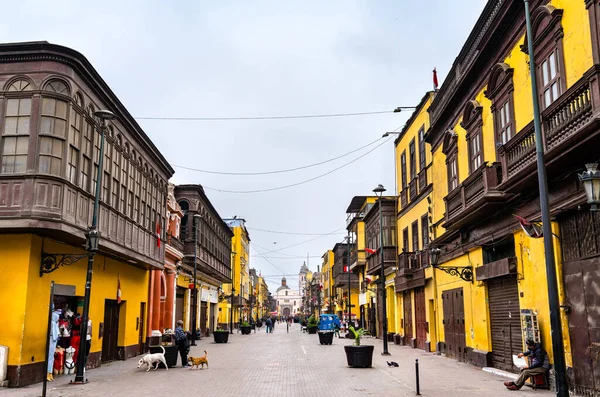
[
  {"left": 460, "top": 100, "right": 484, "bottom": 174},
  {"left": 485, "top": 63, "right": 515, "bottom": 146},
  {"left": 179, "top": 200, "right": 190, "bottom": 240},
  {"left": 442, "top": 129, "right": 459, "bottom": 192},
  {"left": 39, "top": 82, "right": 69, "bottom": 176},
  {"left": 74, "top": 92, "right": 84, "bottom": 108},
  {"left": 1, "top": 84, "right": 32, "bottom": 174}
]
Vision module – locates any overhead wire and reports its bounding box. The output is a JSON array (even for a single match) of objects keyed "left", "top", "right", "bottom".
[
  {"left": 257, "top": 228, "right": 346, "bottom": 255},
  {"left": 250, "top": 242, "right": 290, "bottom": 276},
  {"left": 171, "top": 137, "right": 383, "bottom": 176},
  {"left": 247, "top": 227, "right": 345, "bottom": 236},
  {"left": 202, "top": 136, "right": 393, "bottom": 193},
  {"left": 135, "top": 108, "right": 415, "bottom": 121}
]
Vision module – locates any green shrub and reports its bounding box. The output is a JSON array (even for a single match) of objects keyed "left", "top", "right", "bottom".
[
  {"left": 349, "top": 326, "right": 366, "bottom": 347},
  {"left": 307, "top": 315, "right": 318, "bottom": 327}
]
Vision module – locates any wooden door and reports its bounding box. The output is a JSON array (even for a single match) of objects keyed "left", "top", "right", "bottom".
[
  {"left": 175, "top": 287, "right": 185, "bottom": 324},
  {"left": 488, "top": 276, "right": 522, "bottom": 372},
  {"left": 442, "top": 288, "right": 466, "bottom": 361},
  {"left": 403, "top": 290, "right": 413, "bottom": 345},
  {"left": 414, "top": 287, "right": 427, "bottom": 350},
  {"left": 454, "top": 288, "right": 467, "bottom": 362},
  {"left": 101, "top": 299, "right": 119, "bottom": 363},
  {"left": 200, "top": 301, "right": 208, "bottom": 336},
  {"left": 369, "top": 298, "right": 377, "bottom": 338},
  {"left": 138, "top": 302, "right": 145, "bottom": 355}
]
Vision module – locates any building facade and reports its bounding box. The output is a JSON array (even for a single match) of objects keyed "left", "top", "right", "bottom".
[
  {"left": 274, "top": 277, "right": 301, "bottom": 317},
  {"left": 331, "top": 242, "right": 359, "bottom": 324},
  {"left": 175, "top": 185, "right": 232, "bottom": 337},
  {"left": 321, "top": 250, "right": 334, "bottom": 314},
  {"left": 0, "top": 42, "right": 174, "bottom": 386}
]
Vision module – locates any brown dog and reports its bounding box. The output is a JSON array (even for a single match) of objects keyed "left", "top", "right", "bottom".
[{"left": 187, "top": 350, "right": 208, "bottom": 369}]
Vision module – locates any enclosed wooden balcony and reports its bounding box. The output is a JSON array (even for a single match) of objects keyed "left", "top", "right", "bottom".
[
  {"left": 443, "top": 162, "right": 507, "bottom": 230},
  {"left": 366, "top": 246, "right": 397, "bottom": 276},
  {"left": 394, "top": 251, "right": 429, "bottom": 292},
  {"left": 498, "top": 65, "right": 600, "bottom": 193}
]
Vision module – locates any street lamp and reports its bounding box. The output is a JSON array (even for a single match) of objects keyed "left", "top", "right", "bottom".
[
  {"left": 373, "top": 183, "right": 390, "bottom": 356},
  {"left": 191, "top": 214, "right": 202, "bottom": 345},
  {"left": 579, "top": 163, "right": 600, "bottom": 211},
  {"left": 72, "top": 109, "right": 115, "bottom": 384},
  {"left": 523, "top": 1, "right": 567, "bottom": 395},
  {"left": 230, "top": 251, "right": 236, "bottom": 334},
  {"left": 344, "top": 234, "right": 352, "bottom": 328}
]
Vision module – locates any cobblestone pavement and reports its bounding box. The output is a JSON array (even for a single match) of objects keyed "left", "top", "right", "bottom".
[{"left": 1, "top": 323, "right": 552, "bottom": 397}]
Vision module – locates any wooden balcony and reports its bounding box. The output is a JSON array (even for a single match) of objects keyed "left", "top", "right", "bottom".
[
  {"left": 167, "top": 234, "right": 184, "bottom": 252},
  {"left": 400, "top": 188, "right": 408, "bottom": 208},
  {"left": 443, "top": 162, "right": 507, "bottom": 230},
  {"left": 418, "top": 167, "right": 428, "bottom": 193},
  {"left": 366, "top": 246, "right": 397, "bottom": 276},
  {"left": 409, "top": 178, "right": 418, "bottom": 202},
  {"left": 395, "top": 251, "right": 428, "bottom": 292},
  {"left": 498, "top": 65, "right": 600, "bottom": 193}
]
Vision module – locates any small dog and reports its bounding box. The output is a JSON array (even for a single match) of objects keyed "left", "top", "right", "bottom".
[
  {"left": 387, "top": 361, "right": 399, "bottom": 367},
  {"left": 137, "top": 346, "right": 168, "bottom": 371},
  {"left": 64, "top": 346, "right": 76, "bottom": 374},
  {"left": 187, "top": 351, "right": 208, "bottom": 369}
]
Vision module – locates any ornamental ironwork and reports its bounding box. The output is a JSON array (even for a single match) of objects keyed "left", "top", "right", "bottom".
[
  {"left": 40, "top": 252, "right": 89, "bottom": 277},
  {"left": 431, "top": 264, "right": 474, "bottom": 282}
]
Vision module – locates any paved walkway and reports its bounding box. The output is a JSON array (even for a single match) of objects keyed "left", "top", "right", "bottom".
[{"left": 1, "top": 323, "right": 552, "bottom": 396}]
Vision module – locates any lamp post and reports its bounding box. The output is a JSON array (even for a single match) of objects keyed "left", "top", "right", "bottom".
[
  {"left": 373, "top": 184, "right": 390, "bottom": 356},
  {"left": 344, "top": 234, "right": 352, "bottom": 328},
  {"left": 524, "top": 1, "right": 567, "bottom": 395},
  {"left": 72, "top": 109, "right": 115, "bottom": 384},
  {"left": 230, "top": 251, "right": 236, "bottom": 334},
  {"left": 191, "top": 214, "right": 202, "bottom": 345}
]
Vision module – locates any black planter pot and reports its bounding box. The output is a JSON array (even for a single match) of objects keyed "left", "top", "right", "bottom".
[
  {"left": 318, "top": 332, "right": 334, "bottom": 345},
  {"left": 213, "top": 332, "right": 229, "bottom": 343},
  {"left": 307, "top": 325, "right": 318, "bottom": 334},
  {"left": 344, "top": 345, "right": 374, "bottom": 368},
  {"left": 149, "top": 345, "right": 178, "bottom": 368},
  {"left": 240, "top": 326, "right": 252, "bottom": 335}
]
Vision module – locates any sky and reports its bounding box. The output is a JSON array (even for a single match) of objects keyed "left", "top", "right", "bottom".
[{"left": 3, "top": 0, "right": 486, "bottom": 292}]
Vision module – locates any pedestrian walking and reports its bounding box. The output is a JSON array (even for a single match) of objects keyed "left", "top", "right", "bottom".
[
  {"left": 175, "top": 320, "right": 190, "bottom": 368},
  {"left": 265, "top": 317, "right": 272, "bottom": 333},
  {"left": 333, "top": 322, "right": 340, "bottom": 338}
]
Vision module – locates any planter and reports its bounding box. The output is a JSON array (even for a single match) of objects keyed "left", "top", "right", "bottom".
[
  {"left": 307, "top": 325, "right": 318, "bottom": 334},
  {"left": 344, "top": 345, "right": 374, "bottom": 368},
  {"left": 387, "top": 332, "right": 395, "bottom": 342},
  {"left": 149, "top": 345, "right": 178, "bottom": 368},
  {"left": 213, "top": 332, "right": 229, "bottom": 343},
  {"left": 318, "top": 332, "right": 334, "bottom": 345},
  {"left": 240, "top": 326, "right": 252, "bottom": 335},
  {"left": 393, "top": 334, "right": 402, "bottom": 345}
]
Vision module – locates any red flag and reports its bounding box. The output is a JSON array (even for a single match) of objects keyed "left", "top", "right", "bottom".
[
  {"left": 433, "top": 68, "right": 439, "bottom": 90},
  {"left": 365, "top": 247, "right": 376, "bottom": 255},
  {"left": 514, "top": 215, "right": 543, "bottom": 238},
  {"left": 117, "top": 277, "right": 122, "bottom": 304},
  {"left": 156, "top": 219, "right": 161, "bottom": 247}
]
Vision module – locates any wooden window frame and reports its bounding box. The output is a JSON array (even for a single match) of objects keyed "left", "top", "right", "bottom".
[
  {"left": 409, "top": 139, "right": 417, "bottom": 180},
  {"left": 1, "top": 96, "right": 32, "bottom": 174},
  {"left": 402, "top": 227, "right": 409, "bottom": 253},
  {"left": 418, "top": 127, "right": 426, "bottom": 171},
  {"left": 521, "top": 5, "right": 565, "bottom": 111},
  {"left": 485, "top": 63, "right": 516, "bottom": 147},
  {"left": 442, "top": 130, "right": 459, "bottom": 192},
  {"left": 411, "top": 220, "right": 419, "bottom": 252},
  {"left": 460, "top": 100, "right": 484, "bottom": 174},
  {"left": 401, "top": 151, "right": 407, "bottom": 189},
  {"left": 421, "top": 214, "right": 429, "bottom": 248}
]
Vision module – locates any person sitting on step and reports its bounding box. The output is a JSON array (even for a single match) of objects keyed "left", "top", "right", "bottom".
[{"left": 505, "top": 339, "right": 550, "bottom": 391}]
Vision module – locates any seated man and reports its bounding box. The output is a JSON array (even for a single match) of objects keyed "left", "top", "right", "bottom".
[{"left": 505, "top": 339, "right": 550, "bottom": 391}]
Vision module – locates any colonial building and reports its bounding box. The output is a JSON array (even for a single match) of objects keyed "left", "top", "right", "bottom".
[
  {"left": 422, "top": 1, "right": 598, "bottom": 393},
  {"left": 331, "top": 242, "right": 358, "bottom": 324},
  {"left": 320, "top": 250, "right": 334, "bottom": 314},
  {"left": 0, "top": 41, "right": 173, "bottom": 386},
  {"left": 274, "top": 276, "right": 301, "bottom": 317},
  {"left": 393, "top": 92, "right": 435, "bottom": 349},
  {"left": 175, "top": 185, "right": 232, "bottom": 337},
  {"left": 147, "top": 183, "right": 184, "bottom": 340}
]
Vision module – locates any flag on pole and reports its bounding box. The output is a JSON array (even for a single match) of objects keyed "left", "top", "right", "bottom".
[
  {"left": 156, "top": 219, "right": 161, "bottom": 248},
  {"left": 514, "top": 215, "right": 543, "bottom": 238},
  {"left": 117, "top": 276, "right": 122, "bottom": 304},
  {"left": 365, "top": 247, "right": 376, "bottom": 255},
  {"left": 433, "top": 68, "right": 439, "bottom": 91}
]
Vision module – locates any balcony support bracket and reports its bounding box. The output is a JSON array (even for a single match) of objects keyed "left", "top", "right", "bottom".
[
  {"left": 431, "top": 264, "right": 474, "bottom": 282},
  {"left": 40, "top": 252, "right": 89, "bottom": 277}
]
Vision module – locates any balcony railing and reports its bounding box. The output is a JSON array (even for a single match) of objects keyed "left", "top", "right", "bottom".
[
  {"left": 397, "top": 251, "right": 429, "bottom": 275},
  {"left": 443, "top": 162, "right": 505, "bottom": 229},
  {"left": 499, "top": 66, "right": 600, "bottom": 189},
  {"left": 409, "top": 178, "right": 418, "bottom": 201},
  {"left": 418, "top": 167, "right": 428, "bottom": 192},
  {"left": 167, "top": 234, "right": 184, "bottom": 252},
  {"left": 366, "top": 246, "right": 397, "bottom": 275},
  {"left": 400, "top": 188, "right": 408, "bottom": 208}
]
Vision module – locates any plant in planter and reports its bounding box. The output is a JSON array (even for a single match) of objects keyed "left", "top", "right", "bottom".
[
  {"left": 344, "top": 326, "right": 374, "bottom": 368},
  {"left": 149, "top": 329, "right": 178, "bottom": 368},
  {"left": 240, "top": 321, "right": 252, "bottom": 335},
  {"left": 213, "top": 328, "right": 229, "bottom": 343},
  {"left": 307, "top": 315, "right": 319, "bottom": 334},
  {"left": 161, "top": 329, "right": 175, "bottom": 346}
]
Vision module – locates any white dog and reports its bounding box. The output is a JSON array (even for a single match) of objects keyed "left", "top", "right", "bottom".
[
  {"left": 137, "top": 346, "right": 168, "bottom": 371},
  {"left": 64, "top": 346, "right": 76, "bottom": 374}
]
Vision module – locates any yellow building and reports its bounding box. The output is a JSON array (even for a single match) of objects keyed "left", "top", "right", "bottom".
[
  {"left": 321, "top": 250, "right": 334, "bottom": 313},
  {"left": 219, "top": 218, "right": 250, "bottom": 328},
  {"left": 419, "top": 1, "right": 598, "bottom": 393},
  {"left": 393, "top": 92, "right": 436, "bottom": 349}
]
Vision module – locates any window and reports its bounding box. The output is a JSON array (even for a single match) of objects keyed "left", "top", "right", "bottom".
[
  {"left": 497, "top": 101, "right": 512, "bottom": 144},
  {"left": 421, "top": 214, "right": 429, "bottom": 248},
  {"left": 485, "top": 63, "right": 515, "bottom": 146},
  {"left": 448, "top": 157, "right": 458, "bottom": 191},
  {"left": 102, "top": 172, "right": 109, "bottom": 203},
  {"left": 81, "top": 119, "right": 93, "bottom": 191},
  {"left": 411, "top": 221, "right": 419, "bottom": 252},
  {"left": 134, "top": 196, "right": 140, "bottom": 222},
  {"left": 540, "top": 51, "right": 561, "bottom": 109},
  {"left": 418, "top": 127, "right": 426, "bottom": 171},
  {"left": 521, "top": 6, "right": 565, "bottom": 111},
  {"left": 400, "top": 151, "right": 407, "bottom": 188},
  {"left": 39, "top": 98, "right": 67, "bottom": 175},
  {"left": 402, "top": 228, "right": 409, "bottom": 252},
  {"left": 2, "top": 97, "right": 31, "bottom": 174},
  {"left": 120, "top": 184, "right": 126, "bottom": 213},
  {"left": 68, "top": 106, "right": 82, "bottom": 185},
  {"left": 461, "top": 100, "right": 484, "bottom": 174},
  {"left": 409, "top": 139, "right": 417, "bottom": 180},
  {"left": 67, "top": 146, "right": 78, "bottom": 184}
]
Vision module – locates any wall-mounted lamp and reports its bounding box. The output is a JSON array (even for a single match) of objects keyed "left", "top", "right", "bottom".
[
  {"left": 579, "top": 163, "right": 600, "bottom": 211},
  {"left": 428, "top": 247, "right": 473, "bottom": 282}
]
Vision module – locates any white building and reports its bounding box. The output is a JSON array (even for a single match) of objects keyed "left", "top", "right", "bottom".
[{"left": 274, "top": 277, "right": 302, "bottom": 317}]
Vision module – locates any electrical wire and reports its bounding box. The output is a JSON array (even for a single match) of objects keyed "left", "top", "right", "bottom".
[
  {"left": 250, "top": 242, "right": 290, "bottom": 276},
  {"left": 250, "top": 255, "right": 323, "bottom": 260},
  {"left": 202, "top": 136, "right": 393, "bottom": 193},
  {"left": 247, "top": 227, "right": 345, "bottom": 236},
  {"left": 172, "top": 137, "right": 382, "bottom": 176},
  {"left": 135, "top": 108, "right": 415, "bottom": 121},
  {"left": 258, "top": 228, "right": 346, "bottom": 256}
]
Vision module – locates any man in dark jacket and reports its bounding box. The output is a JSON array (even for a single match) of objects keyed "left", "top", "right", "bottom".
[
  {"left": 505, "top": 339, "right": 550, "bottom": 390},
  {"left": 175, "top": 320, "right": 191, "bottom": 368}
]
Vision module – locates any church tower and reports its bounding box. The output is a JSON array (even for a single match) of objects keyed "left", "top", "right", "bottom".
[{"left": 299, "top": 261, "right": 309, "bottom": 296}]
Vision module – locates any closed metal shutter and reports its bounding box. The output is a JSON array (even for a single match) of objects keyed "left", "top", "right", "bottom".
[{"left": 488, "top": 276, "right": 522, "bottom": 372}]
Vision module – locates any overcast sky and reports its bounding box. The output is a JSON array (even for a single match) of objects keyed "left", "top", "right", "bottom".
[{"left": 4, "top": 0, "right": 486, "bottom": 292}]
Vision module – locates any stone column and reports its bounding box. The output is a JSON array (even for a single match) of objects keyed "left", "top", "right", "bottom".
[
  {"left": 150, "top": 269, "right": 162, "bottom": 341},
  {"left": 165, "top": 270, "right": 175, "bottom": 330}
]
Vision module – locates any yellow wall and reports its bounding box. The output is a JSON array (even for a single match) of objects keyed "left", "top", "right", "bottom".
[{"left": 1, "top": 234, "right": 149, "bottom": 367}]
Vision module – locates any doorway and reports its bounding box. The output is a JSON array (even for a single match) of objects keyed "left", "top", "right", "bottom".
[
  {"left": 138, "top": 302, "right": 145, "bottom": 355},
  {"left": 403, "top": 290, "right": 413, "bottom": 345},
  {"left": 442, "top": 288, "right": 466, "bottom": 362},
  {"left": 175, "top": 287, "right": 185, "bottom": 325},
  {"left": 414, "top": 287, "right": 427, "bottom": 350},
  {"left": 488, "top": 275, "right": 522, "bottom": 372},
  {"left": 102, "top": 299, "right": 119, "bottom": 363},
  {"left": 200, "top": 301, "right": 208, "bottom": 336}
]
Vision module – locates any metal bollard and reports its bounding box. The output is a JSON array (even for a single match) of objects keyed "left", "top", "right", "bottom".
[{"left": 415, "top": 359, "right": 420, "bottom": 395}]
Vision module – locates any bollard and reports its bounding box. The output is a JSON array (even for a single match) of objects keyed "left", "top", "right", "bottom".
[
  {"left": 287, "top": 322, "right": 289, "bottom": 333},
  {"left": 415, "top": 359, "right": 420, "bottom": 395}
]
